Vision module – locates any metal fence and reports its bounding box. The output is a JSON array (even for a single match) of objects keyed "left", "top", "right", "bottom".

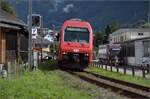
[
  {"left": 1, "top": 49, "right": 49, "bottom": 79},
  {"left": 0, "top": 50, "right": 29, "bottom": 80},
  {"left": 91, "top": 62, "right": 150, "bottom": 78},
  {"left": 6, "top": 50, "right": 17, "bottom": 63},
  {"left": 0, "top": 62, "right": 28, "bottom": 80}
]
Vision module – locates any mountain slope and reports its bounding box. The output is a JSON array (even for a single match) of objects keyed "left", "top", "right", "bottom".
[{"left": 8, "top": 0, "right": 148, "bottom": 31}]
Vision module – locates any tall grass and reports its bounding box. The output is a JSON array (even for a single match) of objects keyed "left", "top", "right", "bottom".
[{"left": 0, "top": 60, "right": 94, "bottom": 99}]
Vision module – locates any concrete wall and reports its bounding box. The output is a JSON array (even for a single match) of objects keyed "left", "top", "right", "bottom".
[
  {"left": 127, "top": 39, "right": 150, "bottom": 66},
  {"left": 127, "top": 57, "right": 135, "bottom": 65},
  {"left": 135, "top": 41, "right": 143, "bottom": 65}
]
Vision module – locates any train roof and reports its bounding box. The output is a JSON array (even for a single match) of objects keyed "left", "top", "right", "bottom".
[{"left": 63, "top": 19, "right": 92, "bottom": 28}]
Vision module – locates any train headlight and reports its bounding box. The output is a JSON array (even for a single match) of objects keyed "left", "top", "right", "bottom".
[
  {"left": 85, "top": 53, "right": 89, "bottom": 56},
  {"left": 63, "top": 52, "right": 67, "bottom": 54}
]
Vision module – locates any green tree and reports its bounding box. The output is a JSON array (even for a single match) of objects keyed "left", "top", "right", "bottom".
[
  {"left": 94, "top": 32, "right": 104, "bottom": 47},
  {"left": 109, "top": 22, "right": 120, "bottom": 33},
  {"left": 0, "top": 0, "right": 17, "bottom": 16},
  {"left": 93, "top": 22, "right": 120, "bottom": 57},
  {"left": 103, "top": 22, "right": 120, "bottom": 44},
  {"left": 103, "top": 25, "right": 111, "bottom": 44},
  {"left": 143, "top": 22, "right": 150, "bottom": 28}
]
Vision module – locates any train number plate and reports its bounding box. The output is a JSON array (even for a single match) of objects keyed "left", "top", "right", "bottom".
[{"left": 73, "top": 49, "right": 79, "bottom": 52}]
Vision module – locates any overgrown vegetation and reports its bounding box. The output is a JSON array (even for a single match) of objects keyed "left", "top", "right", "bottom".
[
  {"left": 0, "top": 61, "right": 96, "bottom": 99},
  {"left": 88, "top": 67, "right": 150, "bottom": 87},
  {"left": 143, "top": 22, "right": 150, "bottom": 28},
  {"left": 0, "top": 0, "right": 17, "bottom": 16},
  {"left": 1, "top": 70, "right": 95, "bottom": 99},
  {"left": 0, "top": 74, "right": 90, "bottom": 98}
]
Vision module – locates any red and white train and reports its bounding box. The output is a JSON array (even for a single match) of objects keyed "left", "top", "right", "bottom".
[{"left": 58, "top": 19, "right": 94, "bottom": 69}]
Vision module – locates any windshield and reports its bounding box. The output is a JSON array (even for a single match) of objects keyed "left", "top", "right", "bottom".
[{"left": 64, "top": 27, "right": 89, "bottom": 43}]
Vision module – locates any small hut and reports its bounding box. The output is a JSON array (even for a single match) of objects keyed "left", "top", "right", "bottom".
[{"left": 0, "top": 9, "right": 28, "bottom": 64}]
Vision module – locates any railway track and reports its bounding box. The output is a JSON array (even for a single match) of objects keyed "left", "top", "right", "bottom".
[{"left": 66, "top": 70, "right": 150, "bottom": 98}]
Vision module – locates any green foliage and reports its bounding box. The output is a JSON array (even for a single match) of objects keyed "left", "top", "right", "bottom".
[
  {"left": 0, "top": 70, "right": 94, "bottom": 99},
  {"left": 0, "top": 60, "right": 97, "bottom": 99},
  {"left": 38, "top": 60, "right": 57, "bottom": 71},
  {"left": 88, "top": 67, "right": 150, "bottom": 87},
  {"left": 103, "top": 22, "right": 120, "bottom": 44},
  {"left": 94, "top": 32, "right": 104, "bottom": 47},
  {"left": 109, "top": 22, "right": 120, "bottom": 33},
  {"left": 143, "top": 22, "right": 150, "bottom": 28},
  {"left": 93, "top": 21, "right": 120, "bottom": 47},
  {"left": 103, "top": 25, "right": 111, "bottom": 44},
  {"left": 0, "top": 0, "right": 17, "bottom": 16}
]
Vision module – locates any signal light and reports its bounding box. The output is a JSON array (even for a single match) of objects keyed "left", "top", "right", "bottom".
[
  {"left": 63, "top": 52, "right": 67, "bottom": 54},
  {"left": 32, "top": 14, "right": 41, "bottom": 28}
]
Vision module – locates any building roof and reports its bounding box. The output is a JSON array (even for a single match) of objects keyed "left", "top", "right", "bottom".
[
  {"left": 111, "top": 28, "right": 150, "bottom": 35},
  {"left": 0, "top": 9, "right": 26, "bottom": 29},
  {"left": 115, "top": 37, "right": 150, "bottom": 44}
]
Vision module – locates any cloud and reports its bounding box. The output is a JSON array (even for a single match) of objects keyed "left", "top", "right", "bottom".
[
  {"left": 63, "top": 3, "right": 74, "bottom": 13},
  {"left": 49, "top": 0, "right": 64, "bottom": 13}
]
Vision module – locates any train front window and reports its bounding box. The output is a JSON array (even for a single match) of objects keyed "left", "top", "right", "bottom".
[{"left": 64, "top": 27, "right": 89, "bottom": 43}]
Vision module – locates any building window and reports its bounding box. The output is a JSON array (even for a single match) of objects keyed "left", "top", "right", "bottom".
[
  {"left": 143, "top": 41, "right": 150, "bottom": 57},
  {"left": 124, "top": 35, "right": 126, "bottom": 41},
  {"left": 120, "top": 36, "right": 123, "bottom": 42},
  {"left": 127, "top": 42, "right": 135, "bottom": 57},
  {"left": 119, "top": 43, "right": 135, "bottom": 57},
  {"left": 138, "top": 33, "right": 143, "bottom": 36},
  {"left": 117, "top": 36, "right": 118, "bottom": 42}
]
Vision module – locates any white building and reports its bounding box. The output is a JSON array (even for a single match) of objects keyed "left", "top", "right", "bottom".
[
  {"left": 109, "top": 28, "right": 150, "bottom": 66},
  {"left": 44, "top": 34, "right": 53, "bottom": 42},
  {"left": 109, "top": 28, "right": 150, "bottom": 43}
]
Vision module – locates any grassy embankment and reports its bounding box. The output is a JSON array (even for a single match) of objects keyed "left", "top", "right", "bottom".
[
  {"left": 88, "top": 67, "right": 150, "bottom": 87},
  {"left": 0, "top": 61, "right": 97, "bottom": 99}
]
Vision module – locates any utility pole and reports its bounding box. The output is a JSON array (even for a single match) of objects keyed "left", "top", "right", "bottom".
[
  {"left": 28, "top": 0, "right": 32, "bottom": 70},
  {"left": 148, "top": 0, "right": 150, "bottom": 23},
  {"left": 52, "top": 24, "right": 55, "bottom": 59},
  {"left": 40, "top": 16, "right": 43, "bottom": 62}
]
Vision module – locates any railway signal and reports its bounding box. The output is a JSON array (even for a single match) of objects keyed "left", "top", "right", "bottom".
[{"left": 32, "top": 14, "right": 41, "bottom": 28}]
